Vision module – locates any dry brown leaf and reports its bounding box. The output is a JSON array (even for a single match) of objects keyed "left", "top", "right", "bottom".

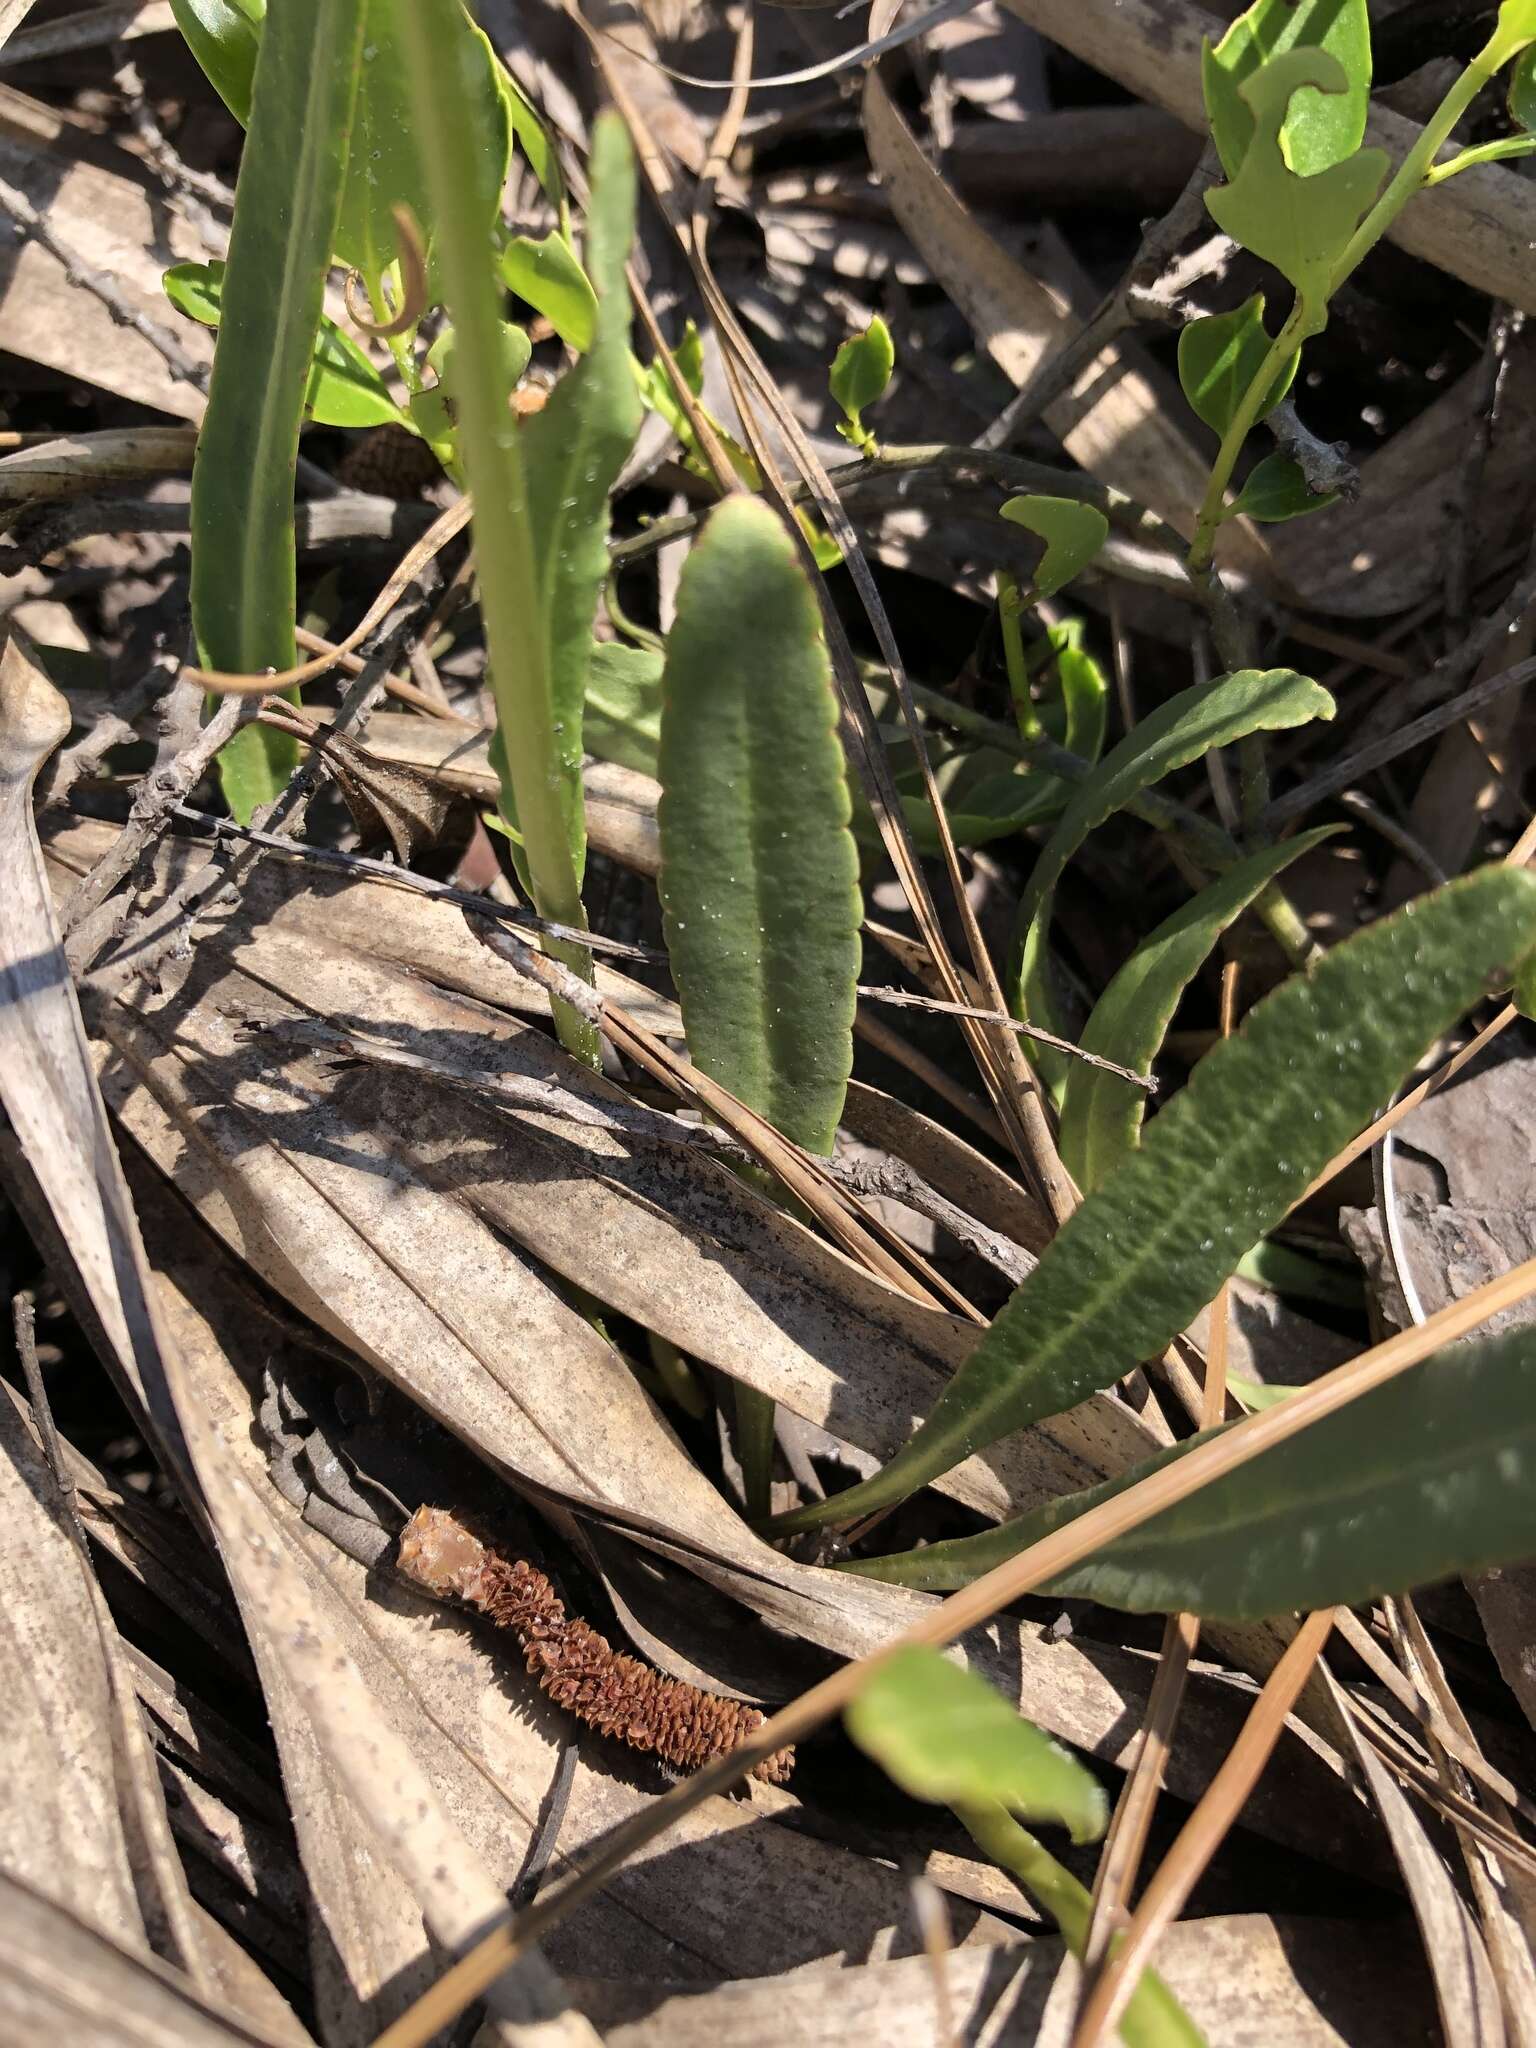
[{"left": 569, "top": 1911, "right": 1439, "bottom": 2046}]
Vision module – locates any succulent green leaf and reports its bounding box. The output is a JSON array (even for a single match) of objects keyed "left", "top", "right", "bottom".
[
  {"left": 658, "top": 495, "right": 861, "bottom": 1156},
  {"left": 1204, "top": 50, "right": 1388, "bottom": 319},
  {"left": 1225, "top": 452, "right": 1337, "bottom": 523},
  {"left": 164, "top": 261, "right": 403, "bottom": 427},
  {"left": 585, "top": 641, "right": 662, "bottom": 777},
  {"left": 770, "top": 867, "right": 1536, "bottom": 1534},
  {"left": 845, "top": 1648, "right": 1107, "bottom": 1845},
  {"left": 190, "top": 0, "right": 366, "bottom": 821},
  {"left": 1202, "top": 0, "right": 1371, "bottom": 179},
  {"left": 830, "top": 316, "right": 895, "bottom": 445},
  {"left": 851, "top": 1331, "right": 1536, "bottom": 1622},
  {"left": 171, "top": 0, "right": 263, "bottom": 123},
  {"left": 501, "top": 232, "right": 599, "bottom": 351},
  {"left": 999, "top": 494, "right": 1109, "bottom": 598},
  {"left": 1008, "top": 667, "right": 1334, "bottom": 1026},
  {"left": 495, "top": 113, "right": 642, "bottom": 878},
  {"left": 1177, "top": 295, "right": 1297, "bottom": 438},
  {"left": 1059, "top": 827, "right": 1340, "bottom": 1193}
]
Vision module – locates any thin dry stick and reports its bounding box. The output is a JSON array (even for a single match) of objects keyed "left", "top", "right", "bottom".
[
  {"left": 292, "top": 624, "right": 478, "bottom": 723},
  {"left": 365, "top": 1257, "right": 1536, "bottom": 2048},
  {"left": 1069, "top": 1609, "right": 1339, "bottom": 2048},
  {"left": 184, "top": 494, "right": 473, "bottom": 693},
  {"left": 1078, "top": 964, "right": 1240, "bottom": 1989}
]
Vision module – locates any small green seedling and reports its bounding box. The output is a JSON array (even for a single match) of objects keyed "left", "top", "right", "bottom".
[{"left": 829, "top": 315, "right": 894, "bottom": 454}]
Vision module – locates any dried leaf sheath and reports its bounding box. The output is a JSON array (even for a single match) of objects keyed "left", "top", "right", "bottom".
[{"left": 397, "top": 1507, "right": 794, "bottom": 1784}]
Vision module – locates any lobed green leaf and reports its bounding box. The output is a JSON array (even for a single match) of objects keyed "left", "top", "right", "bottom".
[{"left": 1203, "top": 0, "right": 1371, "bottom": 179}]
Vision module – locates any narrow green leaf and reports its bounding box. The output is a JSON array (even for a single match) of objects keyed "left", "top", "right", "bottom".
[
  {"left": 851, "top": 1330, "right": 1536, "bottom": 1622},
  {"left": 1059, "top": 827, "right": 1339, "bottom": 1193},
  {"left": 164, "top": 261, "right": 402, "bottom": 427},
  {"left": 1009, "top": 667, "right": 1334, "bottom": 1024},
  {"left": 1236, "top": 1237, "right": 1363, "bottom": 1309},
  {"left": 657, "top": 495, "right": 861, "bottom": 1156},
  {"left": 1202, "top": 0, "right": 1371, "bottom": 178},
  {"left": 501, "top": 231, "right": 599, "bottom": 351},
  {"left": 502, "top": 114, "right": 642, "bottom": 879},
  {"left": 171, "top": 0, "right": 262, "bottom": 123},
  {"left": 1204, "top": 50, "right": 1388, "bottom": 319},
  {"left": 498, "top": 61, "right": 564, "bottom": 208},
  {"left": 1227, "top": 1373, "right": 1297, "bottom": 1413},
  {"left": 845, "top": 1647, "right": 1107, "bottom": 1845},
  {"left": 830, "top": 316, "right": 894, "bottom": 444},
  {"left": 1177, "top": 294, "right": 1297, "bottom": 439},
  {"left": 999, "top": 494, "right": 1108, "bottom": 598},
  {"left": 585, "top": 640, "right": 661, "bottom": 776},
  {"left": 770, "top": 867, "right": 1536, "bottom": 1533},
  {"left": 1226, "top": 452, "right": 1336, "bottom": 523},
  {"left": 190, "top": 0, "right": 365, "bottom": 821}
]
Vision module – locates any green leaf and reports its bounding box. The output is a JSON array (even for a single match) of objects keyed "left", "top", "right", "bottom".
[
  {"left": 845, "top": 1648, "right": 1107, "bottom": 1845},
  {"left": 999, "top": 494, "right": 1109, "bottom": 598},
  {"left": 1202, "top": 0, "right": 1371, "bottom": 178},
  {"left": 585, "top": 640, "right": 661, "bottom": 776},
  {"left": 1009, "top": 667, "right": 1334, "bottom": 1027},
  {"left": 1491, "top": 0, "right": 1536, "bottom": 67},
  {"left": 1204, "top": 49, "right": 1388, "bottom": 320},
  {"left": 1517, "top": 951, "right": 1536, "bottom": 1020},
  {"left": 498, "top": 60, "right": 564, "bottom": 208},
  {"left": 1059, "top": 827, "right": 1339, "bottom": 1194},
  {"left": 191, "top": 0, "right": 366, "bottom": 822},
  {"left": 852, "top": 1330, "right": 1536, "bottom": 1622},
  {"left": 1514, "top": 46, "right": 1536, "bottom": 127},
  {"left": 770, "top": 866, "right": 1536, "bottom": 1534},
  {"left": 171, "top": 0, "right": 263, "bottom": 123},
  {"left": 501, "top": 231, "right": 599, "bottom": 351},
  {"left": 1226, "top": 452, "right": 1337, "bottom": 523},
  {"left": 163, "top": 261, "right": 403, "bottom": 427},
  {"left": 1236, "top": 1237, "right": 1364, "bottom": 1310},
  {"left": 1178, "top": 295, "right": 1297, "bottom": 439},
  {"left": 657, "top": 495, "right": 861, "bottom": 1156},
  {"left": 499, "top": 114, "right": 642, "bottom": 879},
  {"left": 1227, "top": 1373, "right": 1297, "bottom": 1413},
  {"left": 830, "top": 315, "right": 894, "bottom": 446}
]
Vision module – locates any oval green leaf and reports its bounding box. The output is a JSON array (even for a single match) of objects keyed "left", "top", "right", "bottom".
[
  {"left": 1226, "top": 451, "right": 1336, "bottom": 524},
  {"left": 585, "top": 641, "right": 662, "bottom": 777},
  {"left": 501, "top": 231, "right": 599, "bottom": 352},
  {"left": 770, "top": 866, "right": 1536, "bottom": 1534},
  {"left": 851, "top": 1330, "right": 1536, "bottom": 1623},
  {"left": 1177, "top": 294, "right": 1297, "bottom": 439},
  {"left": 845, "top": 1647, "right": 1107, "bottom": 1845},
  {"left": 830, "top": 315, "right": 894, "bottom": 442},
  {"left": 658, "top": 495, "right": 861, "bottom": 1156},
  {"left": 1059, "top": 827, "right": 1340, "bottom": 1194},
  {"left": 164, "top": 261, "right": 402, "bottom": 427},
  {"left": 999, "top": 494, "right": 1109, "bottom": 598},
  {"left": 191, "top": 0, "right": 367, "bottom": 821},
  {"left": 1202, "top": 0, "right": 1371, "bottom": 178}
]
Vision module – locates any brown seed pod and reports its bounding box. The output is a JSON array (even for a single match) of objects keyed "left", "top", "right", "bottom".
[{"left": 397, "top": 1506, "right": 794, "bottom": 1785}]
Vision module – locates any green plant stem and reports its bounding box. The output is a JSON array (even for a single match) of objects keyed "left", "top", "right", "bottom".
[
  {"left": 1187, "top": 302, "right": 1311, "bottom": 574},
  {"left": 1329, "top": 26, "right": 1523, "bottom": 292},
  {"left": 953, "top": 1802, "right": 1201, "bottom": 2048},
  {"left": 997, "top": 570, "right": 1043, "bottom": 742},
  {"left": 735, "top": 1383, "right": 777, "bottom": 1522},
  {"left": 399, "top": 0, "right": 597, "bottom": 1064},
  {"left": 646, "top": 1334, "right": 709, "bottom": 1420}
]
